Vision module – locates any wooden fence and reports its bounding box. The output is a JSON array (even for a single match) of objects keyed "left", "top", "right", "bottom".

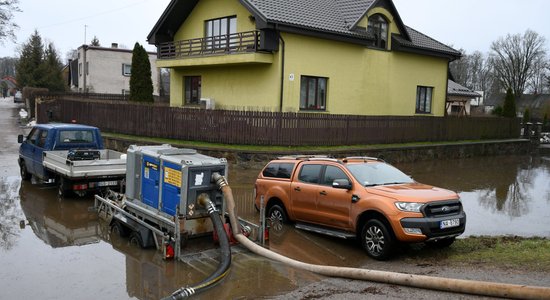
[{"left": 36, "top": 98, "right": 521, "bottom": 146}]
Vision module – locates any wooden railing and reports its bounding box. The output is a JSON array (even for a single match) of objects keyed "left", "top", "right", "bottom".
[{"left": 158, "top": 31, "right": 261, "bottom": 59}]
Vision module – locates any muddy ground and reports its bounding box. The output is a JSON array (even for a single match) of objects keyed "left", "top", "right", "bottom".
[{"left": 1, "top": 98, "right": 549, "bottom": 299}]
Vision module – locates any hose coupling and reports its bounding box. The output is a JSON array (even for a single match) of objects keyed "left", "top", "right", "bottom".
[
  {"left": 197, "top": 193, "right": 217, "bottom": 214},
  {"left": 171, "top": 287, "right": 195, "bottom": 299},
  {"left": 212, "top": 172, "right": 228, "bottom": 189}
]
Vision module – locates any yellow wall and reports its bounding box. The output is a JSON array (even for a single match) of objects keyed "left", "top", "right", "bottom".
[{"left": 165, "top": 0, "right": 449, "bottom": 116}]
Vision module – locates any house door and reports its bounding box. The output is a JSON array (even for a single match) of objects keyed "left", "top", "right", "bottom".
[{"left": 184, "top": 76, "right": 201, "bottom": 105}]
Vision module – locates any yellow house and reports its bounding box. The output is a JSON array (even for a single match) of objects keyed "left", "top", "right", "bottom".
[{"left": 147, "top": 0, "right": 460, "bottom": 116}]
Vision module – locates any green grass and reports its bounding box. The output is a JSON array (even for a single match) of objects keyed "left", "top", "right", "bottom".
[
  {"left": 102, "top": 132, "right": 504, "bottom": 153},
  {"left": 405, "top": 237, "right": 550, "bottom": 272}
]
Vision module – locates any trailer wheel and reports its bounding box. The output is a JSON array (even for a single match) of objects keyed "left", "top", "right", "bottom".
[
  {"left": 110, "top": 221, "right": 130, "bottom": 238},
  {"left": 129, "top": 232, "right": 145, "bottom": 248}
]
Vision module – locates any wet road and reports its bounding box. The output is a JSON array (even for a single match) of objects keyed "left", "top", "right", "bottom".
[{"left": 1, "top": 97, "right": 550, "bottom": 299}]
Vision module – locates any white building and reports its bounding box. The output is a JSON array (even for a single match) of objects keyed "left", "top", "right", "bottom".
[{"left": 69, "top": 43, "right": 159, "bottom": 96}]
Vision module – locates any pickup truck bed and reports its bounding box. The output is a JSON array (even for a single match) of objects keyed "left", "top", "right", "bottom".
[{"left": 43, "top": 149, "right": 126, "bottom": 179}]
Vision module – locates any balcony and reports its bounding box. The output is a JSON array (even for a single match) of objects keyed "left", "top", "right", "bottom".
[{"left": 156, "top": 30, "right": 275, "bottom": 67}]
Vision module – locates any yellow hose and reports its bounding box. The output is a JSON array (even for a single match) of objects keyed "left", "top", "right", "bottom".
[{"left": 214, "top": 174, "right": 550, "bottom": 300}]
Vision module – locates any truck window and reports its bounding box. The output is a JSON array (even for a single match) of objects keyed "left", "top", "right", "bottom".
[
  {"left": 322, "top": 166, "right": 349, "bottom": 186},
  {"left": 262, "top": 163, "right": 295, "bottom": 179},
  {"left": 36, "top": 130, "right": 48, "bottom": 148},
  {"left": 298, "top": 164, "right": 322, "bottom": 184},
  {"left": 59, "top": 130, "right": 95, "bottom": 144},
  {"left": 27, "top": 128, "right": 40, "bottom": 144}
]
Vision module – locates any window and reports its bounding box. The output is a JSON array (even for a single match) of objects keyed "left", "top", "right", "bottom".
[
  {"left": 86, "top": 62, "right": 89, "bottom": 75},
  {"left": 300, "top": 76, "right": 327, "bottom": 111},
  {"left": 262, "top": 163, "right": 295, "bottom": 179},
  {"left": 36, "top": 130, "right": 48, "bottom": 148},
  {"left": 205, "top": 16, "right": 237, "bottom": 49},
  {"left": 368, "top": 14, "right": 388, "bottom": 49},
  {"left": 122, "top": 64, "right": 131, "bottom": 76},
  {"left": 79, "top": 63, "right": 82, "bottom": 76},
  {"left": 184, "top": 76, "right": 201, "bottom": 105},
  {"left": 322, "top": 166, "right": 349, "bottom": 186},
  {"left": 59, "top": 130, "right": 94, "bottom": 144},
  {"left": 122, "top": 89, "right": 129, "bottom": 95},
  {"left": 416, "top": 86, "right": 433, "bottom": 114},
  {"left": 298, "top": 164, "right": 323, "bottom": 184}
]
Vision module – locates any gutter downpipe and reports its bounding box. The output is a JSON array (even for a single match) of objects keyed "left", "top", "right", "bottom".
[
  {"left": 278, "top": 28, "right": 285, "bottom": 113},
  {"left": 212, "top": 172, "right": 550, "bottom": 300}
]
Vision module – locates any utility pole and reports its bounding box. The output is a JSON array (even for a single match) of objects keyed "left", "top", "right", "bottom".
[{"left": 84, "top": 24, "right": 88, "bottom": 45}]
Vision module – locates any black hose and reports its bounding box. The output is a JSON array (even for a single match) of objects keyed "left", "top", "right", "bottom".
[{"left": 162, "top": 197, "right": 231, "bottom": 300}]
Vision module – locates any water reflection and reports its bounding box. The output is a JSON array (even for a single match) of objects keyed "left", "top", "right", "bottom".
[
  {"left": 19, "top": 181, "right": 101, "bottom": 247},
  {"left": 397, "top": 156, "right": 550, "bottom": 236},
  {"left": 0, "top": 176, "right": 22, "bottom": 251}
]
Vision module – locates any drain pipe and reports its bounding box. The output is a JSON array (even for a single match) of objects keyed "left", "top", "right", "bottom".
[
  {"left": 162, "top": 194, "right": 231, "bottom": 300},
  {"left": 212, "top": 173, "right": 550, "bottom": 300}
]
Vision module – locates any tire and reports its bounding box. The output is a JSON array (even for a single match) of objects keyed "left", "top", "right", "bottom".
[
  {"left": 110, "top": 221, "right": 130, "bottom": 238},
  {"left": 20, "top": 163, "right": 31, "bottom": 181},
  {"left": 57, "top": 177, "right": 71, "bottom": 198},
  {"left": 267, "top": 204, "right": 288, "bottom": 232},
  {"left": 129, "top": 232, "right": 145, "bottom": 248},
  {"left": 361, "top": 219, "right": 395, "bottom": 260},
  {"left": 426, "top": 237, "right": 456, "bottom": 249}
]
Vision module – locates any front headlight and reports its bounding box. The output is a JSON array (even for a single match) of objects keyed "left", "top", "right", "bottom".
[{"left": 395, "top": 202, "right": 424, "bottom": 213}]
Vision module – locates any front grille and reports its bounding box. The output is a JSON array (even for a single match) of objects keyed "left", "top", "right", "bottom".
[{"left": 423, "top": 200, "right": 462, "bottom": 217}]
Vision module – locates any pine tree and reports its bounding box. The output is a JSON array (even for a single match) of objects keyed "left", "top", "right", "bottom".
[
  {"left": 15, "top": 30, "right": 65, "bottom": 91},
  {"left": 522, "top": 108, "right": 530, "bottom": 123},
  {"left": 502, "top": 88, "right": 517, "bottom": 118},
  {"left": 129, "top": 42, "right": 153, "bottom": 102},
  {"left": 90, "top": 36, "right": 100, "bottom": 46}
]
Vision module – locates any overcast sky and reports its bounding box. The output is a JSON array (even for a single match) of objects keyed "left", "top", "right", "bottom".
[{"left": 2, "top": 0, "right": 549, "bottom": 60}]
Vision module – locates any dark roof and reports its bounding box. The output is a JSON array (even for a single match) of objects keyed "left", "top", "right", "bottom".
[
  {"left": 0, "top": 79, "right": 16, "bottom": 89},
  {"left": 148, "top": 0, "right": 459, "bottom": 59},
  {"left": 447, "top": 80, "right": 481, "bottom": 98}
]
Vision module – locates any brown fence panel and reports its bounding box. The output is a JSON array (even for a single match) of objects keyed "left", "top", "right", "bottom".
[{"left": 36, "top": 98, "right": 521, "bottom": 146}]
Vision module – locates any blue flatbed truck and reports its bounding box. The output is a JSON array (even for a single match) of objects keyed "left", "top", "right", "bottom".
[{"left": 18, "top": 123, "right": 126, "bottom": 197}]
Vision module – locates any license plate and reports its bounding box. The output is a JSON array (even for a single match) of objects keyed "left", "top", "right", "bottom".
[
  {"left": 97, "top": 180, "right": 119, "bottom": 187},
  {"left": 440, "top": 218, "right": 460, "bottom": 229}
]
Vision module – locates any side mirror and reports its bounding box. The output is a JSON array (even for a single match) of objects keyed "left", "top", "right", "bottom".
[
  {"left": 17, "top": 134, "right": 24, "bottom": 143},
  {"left": 332, "top": 179, "right": 352, "bottom": 190}
]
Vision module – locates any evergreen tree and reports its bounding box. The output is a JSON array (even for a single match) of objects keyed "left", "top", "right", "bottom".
[
  {"left": 522, "top": 108, "right": 531, "bottom": 123},
  {"left": 502, "top": 88, "right": 517, "bottom": 118},
  {"left": 90, "top": 36, "right": 100, "bottom": 46},
  {"left": 16, "top": 30, "right": 44, "bottom": 88},
  {"left": 129, "top": 42, "right": 153, "bottom": 102},
  {"left": 15, "top": 31, "right": 65, "bottom": 91}
]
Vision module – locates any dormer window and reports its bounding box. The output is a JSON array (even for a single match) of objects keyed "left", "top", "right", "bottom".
[{"left": 368, "top": 14, "right": 388, "bottom": 49}]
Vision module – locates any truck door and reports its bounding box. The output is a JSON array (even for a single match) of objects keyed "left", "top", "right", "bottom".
[
  {"left": 290, "top": 164, "right": 323, "bottom": 222},
  {"left": 20, "top": 128, "right": 40, "bottom": 175},
  {"left": 32, "top": 129, "right": 50, "bottom": 179},
  {"left": 141, "top": 156, "right": 160, "bottom": 209},
  {"left": 316, "top": 165, "right": 353, "bottom": 230}
]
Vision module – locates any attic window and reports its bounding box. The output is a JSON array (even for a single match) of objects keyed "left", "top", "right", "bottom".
[{"left": 368, "top": 14, "right": 388, "bottom": 49}]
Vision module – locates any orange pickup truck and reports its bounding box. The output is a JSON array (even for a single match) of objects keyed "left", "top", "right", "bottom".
[{"left": 254, "top": 156, "right": 466, "bottom": 260}]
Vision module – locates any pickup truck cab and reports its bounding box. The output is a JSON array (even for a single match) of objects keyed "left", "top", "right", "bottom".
[
  {"left": 254, "top": 156, "right": 466, "bottom": 260},
  {"left": 18, "top": 123, "right": 125, "bottom": 197}
]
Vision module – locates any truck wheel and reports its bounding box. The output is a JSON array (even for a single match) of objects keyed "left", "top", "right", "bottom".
[
  {"left": 57, "top": 178, "right": 71, "bottom": 198},
  {"left": 426, "top": 237, "right": 456, "bottom": 249},
  {"left": 267, "top": 204, "right": 287, "bottom": 232},
  {"left": 361, "top": 219, "right": 395, "bottom": 260},
  {"left": 129, "top": 232, "right": 145, "bottom": 248},
  {"left": 20, "top": 163, "right": 31, "bottom": 181},
  {"left": 110, "top": 221, "right": 130, "bottom": 238}
]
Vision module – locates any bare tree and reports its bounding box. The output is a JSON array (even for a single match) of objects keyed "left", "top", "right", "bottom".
[
  {"left": 0, "top": 0, "right": 20, "bottom": 44},
  {"left": 450, "top": 50, "right": 497, "bottom": 99},
  {"left": 527, "top": 57, "right": 549, "bottom": 94},
  {"left": 489, "top": 30, "right": 547, "bottom": 98}
]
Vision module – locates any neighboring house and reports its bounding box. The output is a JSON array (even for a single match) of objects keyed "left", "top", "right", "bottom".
[
  {"left": 485, "top": 93, "right": 550, "bottom": 120},
  {"left": 68, "top": 43, "right": 160, "bottom": 96},
  {"left": 1, "top": 76, "right": 17, "bottom": 97},
  {"left": 446, "top": 80, "right": 481, "bottom": 116},
  {"left": 147, "top": 0, "right": 460, "bottom": 116}
]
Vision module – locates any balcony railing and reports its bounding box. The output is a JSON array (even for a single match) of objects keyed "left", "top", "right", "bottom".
[{"left": 158, "top": 30, "right": 261, "bottom": 59}]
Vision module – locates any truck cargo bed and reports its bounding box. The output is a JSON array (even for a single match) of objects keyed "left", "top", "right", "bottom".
[{"left": 43, "top": 149, "right": 126, "bottom": 179}]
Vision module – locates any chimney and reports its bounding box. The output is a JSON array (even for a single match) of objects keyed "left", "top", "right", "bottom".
[{"left": 111, "top": 43, "right": 119, "bottom": 49}]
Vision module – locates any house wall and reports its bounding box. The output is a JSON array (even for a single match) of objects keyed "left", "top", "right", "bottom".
[
  {"left": 77, "top": 47, "right": 159, "bottom": 95},
  {"left": 164, "top": 0, "right": 449, "bottom": 116}
]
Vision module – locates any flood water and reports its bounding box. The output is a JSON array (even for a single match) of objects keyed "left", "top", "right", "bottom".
[{"left": 1, "top": 99, "right": 550, "bottom": 299}]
